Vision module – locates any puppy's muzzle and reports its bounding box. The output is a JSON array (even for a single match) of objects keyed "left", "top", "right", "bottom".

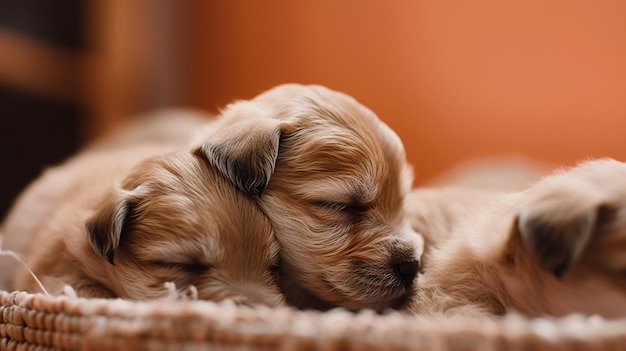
[
  {"left": 388, "top": 243, "right": 420, "bottom": 289},
  {"left": 393, "top": 259, "right": 419, "bottom": 288}
]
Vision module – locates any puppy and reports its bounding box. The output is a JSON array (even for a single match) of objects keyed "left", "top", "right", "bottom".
[
  {"left": 1, "top": 113, "right": 283, "bottom": 306},
  {"left": 195, "top": 84, "right": 424, "bottom": 310},
  {"left": 406, "top": 158, "right": 626, "bottom": 317}
]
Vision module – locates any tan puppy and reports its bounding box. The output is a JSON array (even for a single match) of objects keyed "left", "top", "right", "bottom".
[
  {"left": 195, "top": 84, "right": 423, "bottom": 310},
  {"left": 406, "top": 158, "right": 626, "bottom": 317},
  {"left": 1, "top": 113, "right": 283, "bottom": 306}
]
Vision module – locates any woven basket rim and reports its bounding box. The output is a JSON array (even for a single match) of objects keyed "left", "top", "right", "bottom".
[{"left": 2, "top": 290, "right": 626, "bottom": 351}]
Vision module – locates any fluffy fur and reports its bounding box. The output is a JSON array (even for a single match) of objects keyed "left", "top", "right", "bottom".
[
  {"left": 195, "top": 84, "right": 424, "bottom": 311},
  {"left": 1, "top": 112, "right": 283, "bottom": 306},
  {"left": 405, "top": 158, "right": 626, "bottom": 317}
]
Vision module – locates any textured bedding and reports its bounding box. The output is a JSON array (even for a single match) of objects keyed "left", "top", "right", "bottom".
[{"left": 1, "top": 290, "right": 625, "bottom": 351}]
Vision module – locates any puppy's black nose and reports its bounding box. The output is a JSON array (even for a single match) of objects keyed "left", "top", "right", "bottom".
[{"left": 393, "top": 260, "right": 419, "bottom": 288}]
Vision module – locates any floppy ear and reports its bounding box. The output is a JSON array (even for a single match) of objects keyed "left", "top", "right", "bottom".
[
  {"left": 85, "top": 189, "right": 133, "bottom": 265},
  {"left": 196, "top": 118, "right": 283, "bottom": 196},
  {"left": 516, "top": 209, "right": 596, "bottom": 278}
]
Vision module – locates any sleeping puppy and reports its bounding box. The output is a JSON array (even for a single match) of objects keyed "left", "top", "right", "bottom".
[
  {"left": 406, "top": 158, "right": 626, "bottom": 317},
  {"left": 195, "top": 84, "right": 423, "bottom": 311},
  {"left": 1, "top": 113, "right": 283, "bottom": 306}
]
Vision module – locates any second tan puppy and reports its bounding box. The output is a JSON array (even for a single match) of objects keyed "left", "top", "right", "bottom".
[
  {"left": 195, "top": 84, "right": 423, "bottom": 310},
  {"left": 406, "top": 158, "right": 626, "bottom": 317},
  {"left": 1, "top": 113, "right": 283, "bottom": 306}
]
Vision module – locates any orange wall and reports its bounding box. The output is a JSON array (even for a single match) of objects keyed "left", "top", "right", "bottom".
[{"left": 188, "top": 1, "right": 626, "bottom": 184}]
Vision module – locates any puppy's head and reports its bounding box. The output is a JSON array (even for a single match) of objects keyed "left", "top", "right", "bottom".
[
  {"left": 86, "top": 151, "right": 283, "bottom": 306},
  {"left": 198, "top": 84, "right": 423, "bottom": 310}
]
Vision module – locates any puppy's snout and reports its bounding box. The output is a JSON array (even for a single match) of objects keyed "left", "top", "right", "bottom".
[{"left": 393, "top": 260, "right": 419, "bottom": 288}]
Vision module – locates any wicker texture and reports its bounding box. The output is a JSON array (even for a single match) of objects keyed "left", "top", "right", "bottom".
[{"left": 2, "top": 290, "right": 626, "bottom": 351}]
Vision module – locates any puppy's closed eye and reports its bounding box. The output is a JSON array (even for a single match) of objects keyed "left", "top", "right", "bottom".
[
  {"left": 147, "top": 261, "right": 214, "bottom": 275},
  {"left": 308, "top": 181, "right": 375, "bottom": 218},
  {"left": 312, "top": 200, "right": 371, "bottom": 212},
  {"left": 313, "top": 200, "right": 371, "bottom": 217}
]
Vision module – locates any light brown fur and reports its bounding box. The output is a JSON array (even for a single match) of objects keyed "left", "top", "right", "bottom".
[
  {"left": 195, "top": 84, "right": 424, "bottom": 310},
  {"left": 406, "top": 158, "right": 626, "bottom": 317},
  {"left": 1, "top": 113, "right": 283, "bottom": 306}
]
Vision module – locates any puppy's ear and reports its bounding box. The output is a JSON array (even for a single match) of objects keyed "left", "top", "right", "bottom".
[
  {"left": 516, "top": 210, "right": 595, "bottom": 278},
  {"left": 196, "top": 118, "right": 282, "bottom": 195},
  {"left": 85, "top": 189, "right": 133, "bottom": 265}
]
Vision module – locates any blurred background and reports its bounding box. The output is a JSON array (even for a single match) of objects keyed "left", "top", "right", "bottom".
[{"left": 1, "top": 0, "right": 625, "bottom": 218}]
